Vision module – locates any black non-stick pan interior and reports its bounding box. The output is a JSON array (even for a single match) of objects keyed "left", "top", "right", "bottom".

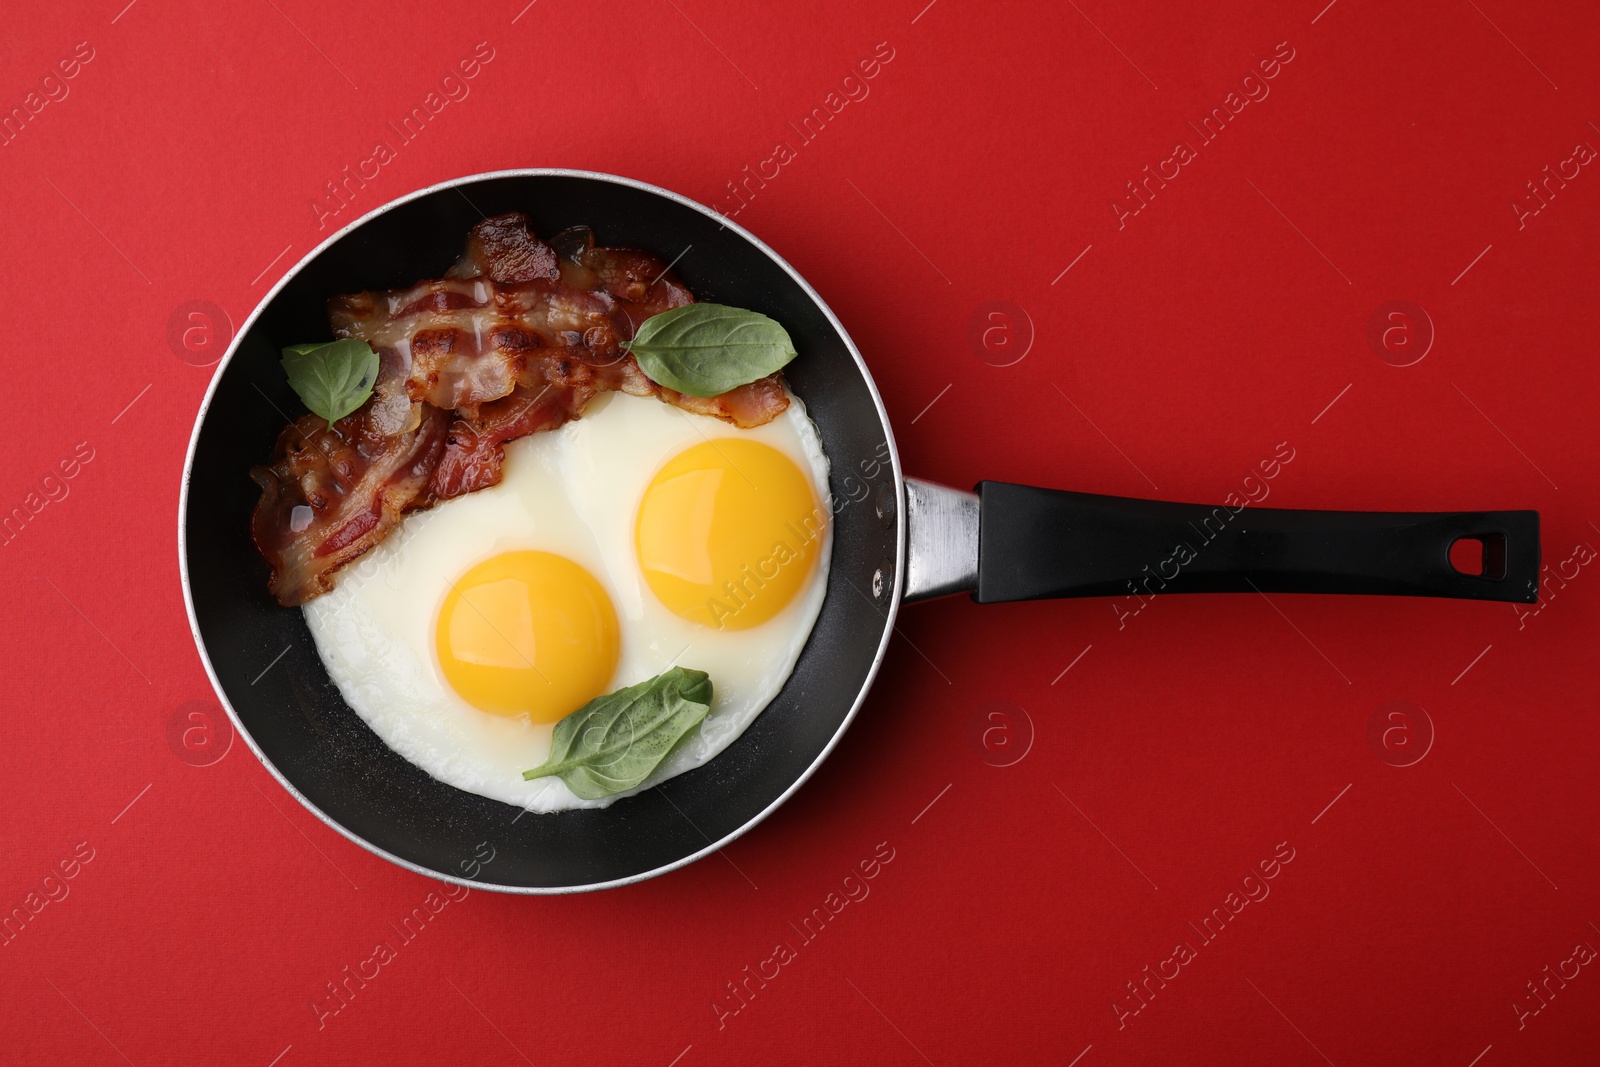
[{"left": 182, "top": 172, "right": 902, "bottom": 891}]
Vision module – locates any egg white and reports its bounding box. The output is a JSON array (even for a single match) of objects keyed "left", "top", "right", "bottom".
[{"left": 303, "top": 389, "right": 832, "bottom": 812}]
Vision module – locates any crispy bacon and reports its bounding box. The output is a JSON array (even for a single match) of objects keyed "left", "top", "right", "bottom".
[
  {"left": 430, "top": 360, "right": 789, "bottom": 500},
  {"left": 328, "top": 216, "right": 699, "bottom": 419},
  {"left": 450, "top": 211, "right": 560, "bottom": 283},
  {"left": 252, "top": 212, "right": 791, "bottom": 605},
  {"left": 250, "top": 406, "right": 448, "bottom": 607},
  {"left": 431, "top": 381, "right": 593, "bottom": 500},
  {"left": 655, "top": 373, "right": 791, "bottom": 429}
]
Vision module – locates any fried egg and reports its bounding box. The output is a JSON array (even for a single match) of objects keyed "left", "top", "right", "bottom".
[{"left": 303, "top": 389, "right": 831, "bottom": 812}]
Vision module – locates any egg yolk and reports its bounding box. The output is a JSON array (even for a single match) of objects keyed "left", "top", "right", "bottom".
[
  {"left": 635, "top": 438, "right": 824, "bottom": 630},
  {"left": 435, "top": 551, "right": 619, "bottom": 722}
]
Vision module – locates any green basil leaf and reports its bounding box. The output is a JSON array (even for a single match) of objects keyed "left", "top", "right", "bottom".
[
  {"left": 622, "top": 303, "right": 797, "bottom": 398},
  {"left": 281, "top": 338, "right": 380, "bottom": 427},
  {"left": 522, "top": 667, "right": 715, "bottom": 800}
]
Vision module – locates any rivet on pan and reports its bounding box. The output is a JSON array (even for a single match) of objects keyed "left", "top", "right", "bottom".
[
  {"left": 872, "top": 568, "right": 884, "bottom": 598},
  {"left": 875, "top": 482, "right": 895, "bottom": 524}
]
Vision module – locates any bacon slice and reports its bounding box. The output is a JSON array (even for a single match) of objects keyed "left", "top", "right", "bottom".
[
  {"left": 431, "top": 380, "right": 594, "bottom": 500},
  {"left": 449, "top": 211, "right": 560, "bottom": 283},
  {"left": 327, "top": 217, "right": 699, "bottom": 419},
  {"left": 430, "top": 361, "right": 791, "bottom": 501},
  {"left": 250, "top": 406, "right": 448, "bottom": 607},
  {"left": 251, "top": 213, "right": 792, "bottom": 605},
  {"left": 654, "top": 372, "right": 791, "bottom": 429}
]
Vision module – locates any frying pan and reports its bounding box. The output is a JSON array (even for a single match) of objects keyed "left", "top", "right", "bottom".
[{"left": 181, "top": 169, "right": 1540, "bottom": 894}]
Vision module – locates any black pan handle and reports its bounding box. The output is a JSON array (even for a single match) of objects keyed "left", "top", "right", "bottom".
[{"left": 974, "top": 481, "right": 1540, "bottom": 604}]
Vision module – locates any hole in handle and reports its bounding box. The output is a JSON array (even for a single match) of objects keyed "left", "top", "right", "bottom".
[{"left": 1450, "top": 534, "right": 1507, "bottom": 580}]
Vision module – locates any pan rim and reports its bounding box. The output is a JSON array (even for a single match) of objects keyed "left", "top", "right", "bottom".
[{"left": 177, "top": 168, "right": 907, "bottom": 894}]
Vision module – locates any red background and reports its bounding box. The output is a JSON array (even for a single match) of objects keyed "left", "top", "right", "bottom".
[{"left": 3, "top": 0, "right": 1597, "bottom": 1063}]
